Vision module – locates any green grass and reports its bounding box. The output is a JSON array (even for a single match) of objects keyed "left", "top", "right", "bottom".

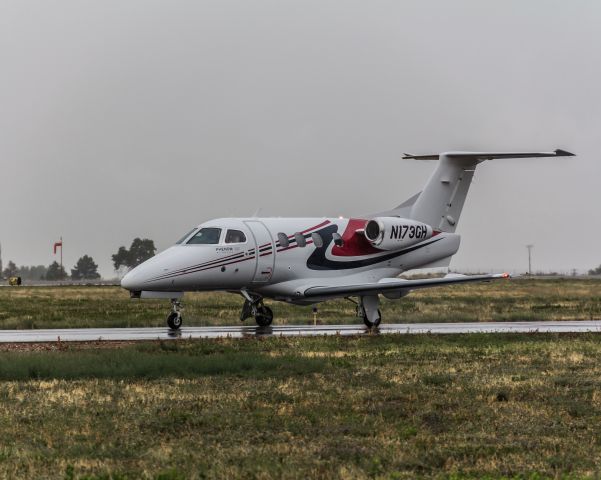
[
  {"left": 0, "top": 347, "right": 325, "bottom": 381},
  {"left": 1, "top": 334, "right": 601, "bottom": 478},
  {"left": 0, "top": 278, "right": 600, "bottom": 329}
]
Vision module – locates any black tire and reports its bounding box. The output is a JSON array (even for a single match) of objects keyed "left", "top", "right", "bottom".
[
  {"left": 240, "top": 300, "right": 253, "bottom": 322},
  {"left": 167, "top": 312, "right": 182, "bottom": 330},
  {"left": 255, "top": 305, "right": 273, "bottom": 327},
  {"left": 362, "top": 309, "right": 382, "bottom": 328}
]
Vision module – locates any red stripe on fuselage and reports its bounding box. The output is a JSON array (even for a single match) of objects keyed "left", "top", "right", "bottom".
[
  {"left": 276, "top": 239, "right": 313, "bottom": 254},
  {"left": 148, "top": 251, "right": 246, "bottom": 281},
  {"left": 299, "top": 220, "right": 330, "bottom": 235},
  {"left": 259, "top": 220, "right": 331, "bottom": 248},
  {"left": 145, "top": 255, "right": 256, "bottom": 282},
  {"left": 195, "top": 255, "right": 255, "bottom": 272},
  {"left": 331, "top": 218, "right": 383, "bottom": 257}
]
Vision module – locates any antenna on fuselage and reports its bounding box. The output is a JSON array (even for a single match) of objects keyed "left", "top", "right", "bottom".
[{"left": 251, "top": 207, "right": 263, "bottom": 218}]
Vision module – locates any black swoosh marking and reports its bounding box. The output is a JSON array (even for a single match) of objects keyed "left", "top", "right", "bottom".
[{"left": 306, "top": 224, "right": 443, "bottom": 270}]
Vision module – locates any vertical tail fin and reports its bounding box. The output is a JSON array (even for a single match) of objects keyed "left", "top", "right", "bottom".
[
  {"left": 399, "top": 149, "right": 573, "bottom": 232},
  {"left": 408, "top": 154, "right": 478, "bottom": 232}
]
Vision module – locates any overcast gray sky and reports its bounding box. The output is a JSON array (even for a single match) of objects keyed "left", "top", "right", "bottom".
[{"left": 1, "top": 0, "right": 600, "bottom": 277}]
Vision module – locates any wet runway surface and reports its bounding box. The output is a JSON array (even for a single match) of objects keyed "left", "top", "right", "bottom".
[{"left": 1, "top": 320, "right": 601, "bottom": 342}]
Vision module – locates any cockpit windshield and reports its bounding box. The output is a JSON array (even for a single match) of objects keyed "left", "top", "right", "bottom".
[
  {"left": 175, "top": 228, "right": 197, "bottom": 245},
  {"left": 186, "top": 227, "right": 222, "bottom": 245}
]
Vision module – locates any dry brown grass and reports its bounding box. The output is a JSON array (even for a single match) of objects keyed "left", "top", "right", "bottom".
[
  {"left": 0, "top": 278, "right": 600, "bottom": 329},
  {"left": 0, "top": 335, "right": 599, "bottom": 478}
]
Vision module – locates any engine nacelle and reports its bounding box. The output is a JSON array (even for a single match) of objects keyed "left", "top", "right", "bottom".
[{"left": 364, "top": 217, "right": 433, "bottom": 250}]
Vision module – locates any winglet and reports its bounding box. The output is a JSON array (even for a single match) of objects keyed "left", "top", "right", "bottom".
[{"left": 554, "top": 149, "right": 575, "bottom": 157}]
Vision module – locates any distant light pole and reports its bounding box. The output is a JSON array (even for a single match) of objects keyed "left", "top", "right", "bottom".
[{"left": 526, "top": 244, "right": 534, "bottom": 275}]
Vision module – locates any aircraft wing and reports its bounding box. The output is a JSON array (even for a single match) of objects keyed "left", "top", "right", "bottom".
[{"left": 302, "top": 273, "right": 510, "bottom": 299}]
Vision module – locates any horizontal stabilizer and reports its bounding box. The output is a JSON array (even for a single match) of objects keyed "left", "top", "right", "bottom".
[
  {"left": 402, "top": 149, "right": 574, "bottom": 161},
  {"left": 399, "top": 147, "right": 574, "bottom": 232}
]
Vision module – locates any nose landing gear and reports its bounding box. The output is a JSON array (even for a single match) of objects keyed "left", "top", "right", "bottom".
[
  {"left": 167, "top": 299, "right": 183, "bottom": 330},
  {"left": 240, "top": 290, "right": 274, "bottom": 327}
]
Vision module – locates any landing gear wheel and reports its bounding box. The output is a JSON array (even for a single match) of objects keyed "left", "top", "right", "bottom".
[
  {"left": 167, "top": 312, "right": 182, "bottom": 330},
  {"left": 362, "top": 309, "right": 382, "bottom": 329},
  {"left": 167, "top": 298, "right": 183, "bottom": 330},
  {"left": 255, "top": 306, "right": 273, "bottom": 327}
]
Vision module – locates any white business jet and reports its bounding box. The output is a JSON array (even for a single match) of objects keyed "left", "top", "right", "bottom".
[{"left": 121, "top": 149, "right": 573, "bottom": 329}]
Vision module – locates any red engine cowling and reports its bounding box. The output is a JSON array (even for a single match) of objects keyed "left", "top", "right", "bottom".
[{"left": 364, "top": 217, "right": 433, "bottom": 250}]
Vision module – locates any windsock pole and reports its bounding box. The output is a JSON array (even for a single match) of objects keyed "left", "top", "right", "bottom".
[{"left": 53, "top": 238, "right": 64, "bottom": 276}]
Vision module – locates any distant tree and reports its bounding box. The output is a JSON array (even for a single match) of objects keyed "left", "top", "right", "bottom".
[
  {"left": 71, "top": 255, "right": 101, "bottom": 280},
  {"left": 45, "top": 261, "right": 68, "bottom": 280},
  {"left": 589, "top": 265, "right": 601, "bottom": 275},
  {"left": 17, "top": 266, "right": 30, "bottom": 279},
  {"left": 17, "top": 265, "right": 48, "bottom": 281},
  {"left": 2, "top": 261, "right": 18, "bottom": 278},
  {"left": 128, "top": 238, "right": 157, "bottom": 267},
  {"left": 112, "top": 246, "right": 130, "bottom": 272},
  {"left": 31, "top": 265, "right": 47, "bottom": 280},
  {"left": 112, "top": 238, "right": 156, "bottom": 272}
]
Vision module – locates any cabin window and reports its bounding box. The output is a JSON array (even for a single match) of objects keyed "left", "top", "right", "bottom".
[
  {"left": 225, "top": 230, "right": 247, "bottom": 244},
  {"left": 187, "top": 227, "right": 222, "bottom": 244},
  {"left": 332, "top": 232, "right": 344, "bottom": 247},
  {"left": 311, "top": 232, "right": 323, "bottom": 248},
  {"left": 277, "top": 233, "right": 289, "bottom": 248},
  {"left": 175, "top": 228, "right": 197, "bottom": 244},
  {"left": 294, "top": 233, "right": 306, "bottom": 247}
]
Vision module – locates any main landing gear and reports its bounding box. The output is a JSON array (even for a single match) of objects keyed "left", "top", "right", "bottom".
[
  {"left": 167, "top": 299, "right": 183, "bottom": 330},
  {"left": 240, "top": 291, "right": 274, "bottom": 327},
  {"left": 349, "top": 295, "right": 382, "bottom": 328}
]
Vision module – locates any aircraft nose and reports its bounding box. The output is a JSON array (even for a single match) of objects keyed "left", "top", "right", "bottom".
[
  {"left": 121, "top": 269, "right": 139, "bottom": 291},
  {"left": 119, "top": 247, "right": 180, "bottom": 292}
]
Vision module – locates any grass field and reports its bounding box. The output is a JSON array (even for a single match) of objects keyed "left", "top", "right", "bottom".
[
  {"left": 0, "top": 334, "right": 601, "bottom": 478},
  {"left": 0, "top": 278, "right": 600, "bottom": 329},
  {"left": 0, "top": 279, "right": 601, "bottom": 478}
]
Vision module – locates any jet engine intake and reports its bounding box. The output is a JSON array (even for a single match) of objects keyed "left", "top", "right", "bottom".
[{"left": 364, "top": 217, "right": 433, "bottom": 250}]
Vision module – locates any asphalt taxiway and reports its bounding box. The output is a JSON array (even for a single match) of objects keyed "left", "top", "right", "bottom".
[{"left": 0, "top": 320, "right": 600, "bottom": 343}]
